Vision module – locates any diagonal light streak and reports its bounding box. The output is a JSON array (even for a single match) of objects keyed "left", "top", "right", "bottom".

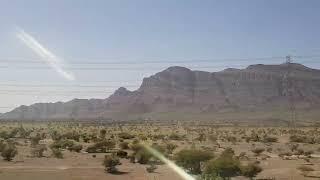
[
  {"left": 142, "top": 144, "right": 195, "bottom": 180},
  {"left": 16, "top": 27, "right": 75, "bottom": 81}
]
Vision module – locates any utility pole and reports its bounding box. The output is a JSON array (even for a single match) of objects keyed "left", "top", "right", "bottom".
[{"left": 284, "top": 55, "right": 296, "bottom": 129}]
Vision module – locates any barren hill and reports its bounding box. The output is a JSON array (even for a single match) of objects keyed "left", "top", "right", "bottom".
[{"left": 2, "top": 63, "right": 320, "bottom": 123}]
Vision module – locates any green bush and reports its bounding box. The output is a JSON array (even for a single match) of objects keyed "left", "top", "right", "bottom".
[
  {"left": 0, "top": 131, "right": 10, "bottom": 139},
  {"left": 135, "top": 148, "right": 153, "bottom": 164},
  {"left": 240, "top": 163, "right": 262, "bottom": 178},
  {"left": 116, "top": 150, "right": 128, "bottom": 158},
  {"left": 1, "top": 144, "right": 18, "bottom": 161},
  {"left": 68, "top": 144, "right": 83, "bottom": 152},
  {"left": 31, "top": 144, "right": 47, "bottom": 157},
  {"left": 169, "top": 133, "right": 185, "bottom": 141},
  {"left": 103, "top": 154, "right": 121, "bottom": 173},
  {"left": 262, "top": 136, "right": 278, "bottom": 143},
  {"left": 99, "top": 129, "right": 107, "bottom": 139},
  {"left": 62, "top": 131, "right": 80, "bottom": 142},
  {"left": 290, "top": 135, "right": 314, "bottom": 144},
  {"left": 86, "top": 140, "right": 115, "bottom": 153},
  {"left": 251, "top": 148, "right": 265, "bottom": 156},
  {"left": 203, "top": 148, "right": 240, "bottom": 179},
  {"left": 50, "top": 131, "right": 62, "bottom": 141},
  {"left": 118, "top": 132, "right": 135, "bottom": 139},
  {"left": 119, "top": 142, "right": 129, "bottom": 150},
  {"left": 166, "top": 143, "right": 177, "bottom": 154},
  {"left": 0, "top": 140, "right": 5, "bottom": 152},
  {"left": 51, "top": 148, "right": 63, "bottom": 159},
  {"left": 30, "top": 134, "right": 41, "bottom": 147},
  {"left": 49, "top": 139, "right": 75, "bottom": 150},
  {"left": 175, "top": 149, "right": 213, "bottom": 174}
]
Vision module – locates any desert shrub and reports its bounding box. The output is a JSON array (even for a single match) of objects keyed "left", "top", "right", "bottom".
[
  {"left": 82, "top": 134, "right": 91, "bottom": 143},
  {"left": 225, "top": 136, "right": 237, "bottom": 144},
  {"left": 290, "top": 135, "right": 314, "bottom": 144},
  {"left": 99, "top": 129, "right": 107, "bottom": 139},
  {"left": 0, "top": 140, "right": 5, "bottom": 152},
  {"left": 203, "top": 148, "right": 240, "bottom": 179},
  {"left": 208, "top": 135, "right": 218, "bottom": 143},
  {"left": 304, "top": 150, "right": 313, "bottom": 157},
  {"left": 146, "top": 163, "right": 157, "bottom": 173},
  {"left": 103, "top": 154, "right": 121, "bottom": 173},
  {"left": 51, "top": 148, "right": 63, "bottom": 159},
  {"left": 138, "top": 134, "right": 148, "bottom": 141},
  {"left": 130, "top": 142, "right": 143, "bottom": 153},
  {"left": 175, "top": 149, "right": 213, "bottom": 174},
  {"left": 17, "top": 125, "right": 31, "bottom": 138},
  {"left": 86, "top": 140, "right": 115, "bottom": 153},
  {"left": 8, "top": 128, "right": 19, "bottom": 138},
  {"left": 169, "top": 133, "right": 185, "bottom": 141},
  {"left": 1, "top": 144, "right": 18, "bottom": 161},
  {"left": 240, "top": 163, "right": 262, "bottom": 178},
  {"left": 50, "top": 130, "right": 62, "bottom": 141},
  {"left": 119, "top": 142, "right": 129, "bottom": 150},
  {"left": 152, "top": 134, "right": 166, "bottom": 140},
  {"left": 0, "top": 131, "right": 10, "bottom": 139},
  {"left": 135, "top": 147, "right": 153, "bottom": 164},
  {"left": 293, "top": 148, "right": 304, "bottom": 155},
  {"left": 262, "top": 136, "right": 278, "bottom": 143},
  {"left": 238, "top": 152, "right": 247, "bottom": 159},
  {"left": 251, "top": 148, "right": 265, "bottom": 156},
  {"left": 166, "top": 143, "right": 177, "bottom": 154},
  {"left": 249, "top": 133, "right": 260, "bottom": 142},
  {"left": 131, "top": 143, "right": 166, "bottom": 164},
  {"left": 62, "top": 131, "right": 80, "bottom": 142},
  {"left": 31, "top": 144, "right": 47, "bottom": 157},
  {"left": 116, "top": 150, "right": 128, "bottom": 158},
  {"left": 196, "top": 133, "right": 206, "bottom": 142},
  {"left": 49, "top": 139, "right": 75, "bottom": 150},
  {"left": 67, "top": 144, "right": 83, "bottom": 152},
  {"left": 278, "top": 151, "right": 292, "bottom": 157},
  {"left": 30, "top": 134, "right": 41, "bottom": 147},
  {"left": 266, "top": 147, "right": 273, "bottom": 153},
  {"left": 129, "top": 155, "right": 135, "bottom": 163},
  {"left": 118, "top": 132, "right": 135, "bottom": 139},
  {"left": 297, "top": 165, "right": 314, "bottom": 172},
  {"left": 288, "top": 143, "right": 299, "bottom": 152}
]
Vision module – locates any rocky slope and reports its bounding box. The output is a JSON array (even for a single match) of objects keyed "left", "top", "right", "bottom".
[{"left": 1, "top": 63, "right": 320, "bottom": 121}]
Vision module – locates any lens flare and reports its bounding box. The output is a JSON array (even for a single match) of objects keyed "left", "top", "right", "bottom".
[
  {"left": 142, "top": 144, "right": 195, "bottom": 180},
  {"left": 16, "top": 27, "right": 75, "bottom": 81}
]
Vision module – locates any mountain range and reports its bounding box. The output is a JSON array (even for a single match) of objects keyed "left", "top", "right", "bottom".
[{"left": 1, "top": 63, "right": 320, "bottom": 124}]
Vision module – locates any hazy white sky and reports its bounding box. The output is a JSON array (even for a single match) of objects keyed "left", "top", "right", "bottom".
[{"left": 0, "top": 0, "right": 320, "bottom": 112}]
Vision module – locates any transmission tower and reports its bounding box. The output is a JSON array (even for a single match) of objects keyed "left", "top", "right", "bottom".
[{"left": 284, "top": 55, "right": 297, "bottom": 129}]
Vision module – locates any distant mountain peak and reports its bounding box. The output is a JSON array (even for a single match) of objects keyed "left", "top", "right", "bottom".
[
  {"left": 2, "top": 63, "right": 320, "bottom": 121},
  {"left": 113, "top": 87, "right": 132, "bottom": 96}
]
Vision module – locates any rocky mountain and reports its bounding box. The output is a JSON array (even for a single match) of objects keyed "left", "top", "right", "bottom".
[{"left": 2, "top": 63, "right": 320, "bottom": 122}]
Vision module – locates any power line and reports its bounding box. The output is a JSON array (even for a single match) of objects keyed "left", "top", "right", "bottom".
[
  {"left": 0, "top": 55, "right": 319, "bottom": 65},
  {"left": 0, "top": 56, "right": 286, "bottom": 65},
  {"left": 0, "top": 90, "right": 114, "bottom": 94},
  {"left": 0, "top": 83, "right": 138, "bottom": 88},
  {"left": 0, "top": 107, "right": 16, "bottom": 109},
  {"left": 0, "top": 64, "right": 248, "bottom": 70}
]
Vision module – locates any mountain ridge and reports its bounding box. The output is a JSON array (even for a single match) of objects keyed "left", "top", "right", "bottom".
[{"left": 2, "top": 63, "right": 320, "bottom": 122}]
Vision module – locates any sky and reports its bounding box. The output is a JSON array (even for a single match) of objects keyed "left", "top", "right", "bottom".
[{"left": 0, "top": 0, "right": 320, "bottom": 112}]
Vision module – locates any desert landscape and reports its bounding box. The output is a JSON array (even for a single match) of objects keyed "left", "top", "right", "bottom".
[
  {"left": 1, "top": 63, "right": 320, "bottom": 179},
  {"left": 1, "top": 1, "right": 320, "bottom": 179},
  {"left": 0, "top": 122, "right": 320, "bottom": 180}
]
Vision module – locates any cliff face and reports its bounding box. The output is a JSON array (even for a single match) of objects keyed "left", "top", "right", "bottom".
[{"left": 2, "top": 63, "right": 320, "bottom": 120}]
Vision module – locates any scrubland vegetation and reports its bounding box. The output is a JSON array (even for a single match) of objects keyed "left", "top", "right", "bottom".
[{"left": 0, "top": 122, "right": 320, "bottom": 179}]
